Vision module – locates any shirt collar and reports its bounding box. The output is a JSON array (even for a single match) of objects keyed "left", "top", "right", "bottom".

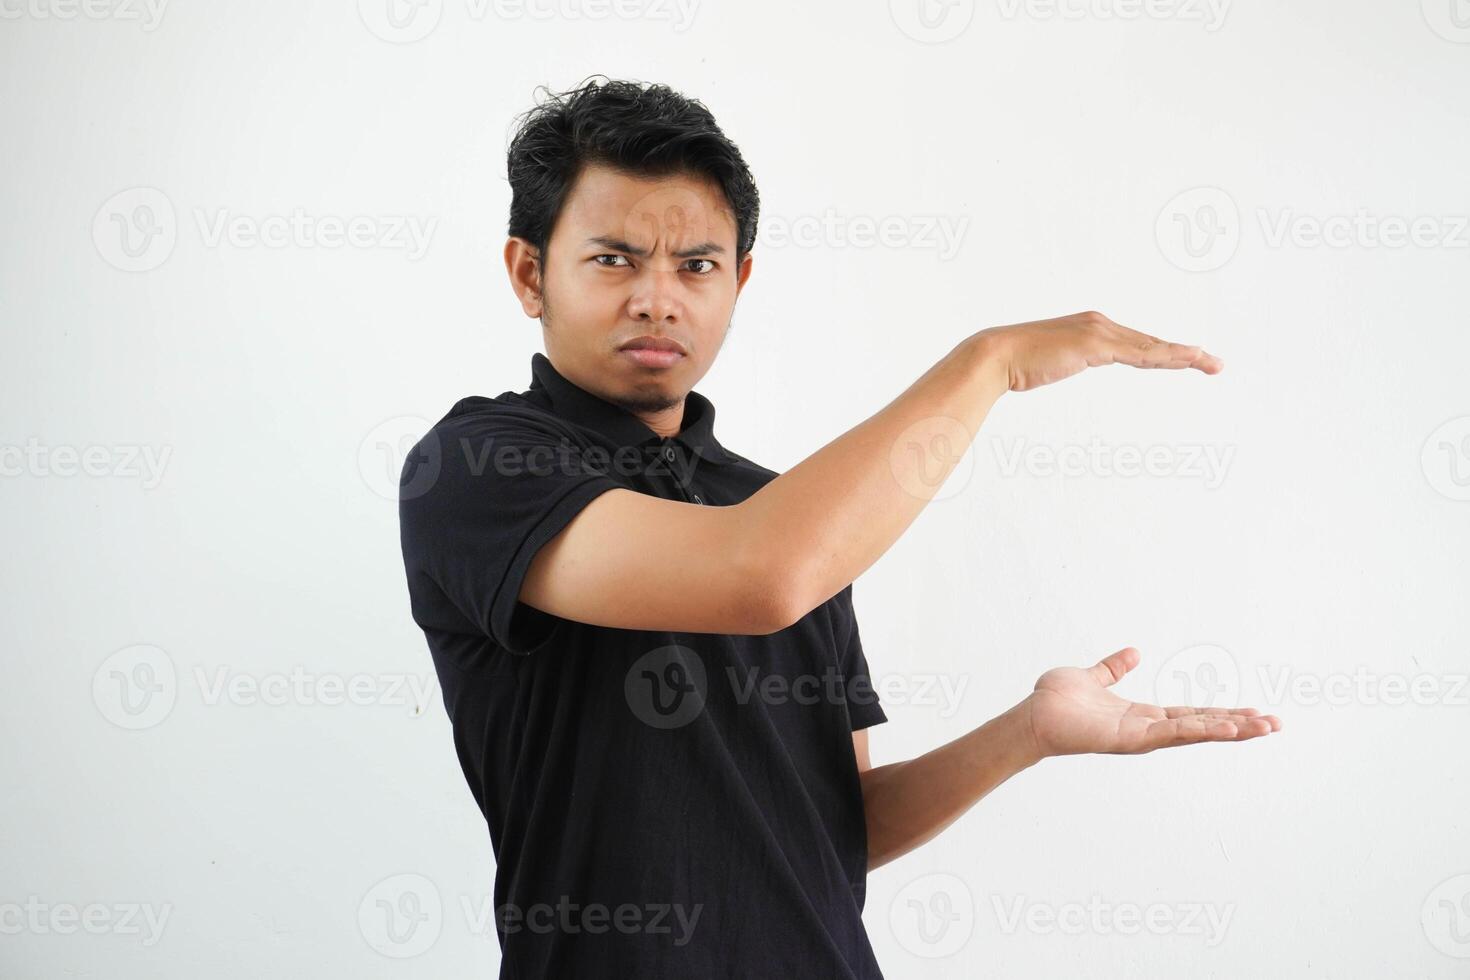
[{"left": 527, "top": 352, "right": 736, "bottom": 466}]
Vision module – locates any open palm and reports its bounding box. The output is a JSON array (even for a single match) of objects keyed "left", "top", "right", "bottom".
[{"left": 1022, "top": 647, "right": 1281, "bottom": 758}]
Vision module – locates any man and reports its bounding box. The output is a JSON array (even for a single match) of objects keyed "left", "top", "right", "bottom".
[{"left": 397, "top": 76, "right": 1281, "bottom": 978}]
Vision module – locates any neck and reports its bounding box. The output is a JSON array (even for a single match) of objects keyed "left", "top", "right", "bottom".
[{"left": 634, "top": 399, "right": 686, "bottom": 439}]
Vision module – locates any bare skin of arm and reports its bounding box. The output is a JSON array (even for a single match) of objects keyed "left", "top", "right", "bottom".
[
  {"left": 852, "top": 647, "right": 1283, "bottom": 872},
  {"left": 522, "top": 311, "right": 1223, "bottom": 633}
]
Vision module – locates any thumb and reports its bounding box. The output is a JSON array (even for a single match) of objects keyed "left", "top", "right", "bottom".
[{"left": 1087, "top": 647, "right": 1139, "bottom": 687}]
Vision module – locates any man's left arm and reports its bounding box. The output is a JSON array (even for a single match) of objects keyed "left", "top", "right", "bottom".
[
  {"left": 854, "top": 706, "right": 1040, "bottom": 871},
  {"left": 852, "top": 646, "right": 1282, "bottom": 872}
]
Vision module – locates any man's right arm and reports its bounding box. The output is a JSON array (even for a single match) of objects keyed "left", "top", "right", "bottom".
[{"left": 518, "top": 311, "right": 1222, "bottom": 636}]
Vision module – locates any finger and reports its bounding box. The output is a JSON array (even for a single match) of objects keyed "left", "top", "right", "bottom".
[
  {"left": 1105, "top": 323, "right": 1223, "bottom": 373},
  {"left": 1143, "top": 713, "right": 1277, "bottom": 749},
  {"left": 1144, "top": 714, "right": 1243, "bottom": 749},
  {"left": 1087, "top": 647, "right": 1139, "bottom": 687},
  {"left": 1160, "top": 706, "right": 1261, "bottom": 718},
  {"left": 1159, "top": 706, "right": 1283, "bottom": 732},
  {"left": 1192, "top": 350, "right": 1225, "bottom": 374},
  {"left": 1211, "top": 714, "right": 1281, "bottom": 734},
  {"left": 1110, "top": 338, "right": 1221, "bottom": 371}
]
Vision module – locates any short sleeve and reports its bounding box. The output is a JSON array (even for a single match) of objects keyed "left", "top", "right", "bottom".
[
  {"left": 398, "top": 405, "right": 622, "bottom": 654},
  {"left": 838, "top": 589, "right": 887, "bottom": 732}
]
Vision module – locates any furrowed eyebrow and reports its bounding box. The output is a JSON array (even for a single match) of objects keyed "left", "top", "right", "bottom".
[{"left": 585, "top": 236, "right": 726, "bottom": 260}]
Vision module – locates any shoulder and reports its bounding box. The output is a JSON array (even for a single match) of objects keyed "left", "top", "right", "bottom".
[
  {"left": 414, "top": 392, "right": 587, "bottom": 466},
  {"left": 431, "top": 391, "right": 567, "bottom": 439},
  {"left": 400, "top": 392, "right": 583, "bottom": 510}
]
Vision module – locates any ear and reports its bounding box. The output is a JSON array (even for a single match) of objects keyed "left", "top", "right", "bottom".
[
  {"left": 504, "top": 237, "right": 544, "bottom": 318},
  {"left": 734, "top": 250, "right": 753, "bottom": 296}
]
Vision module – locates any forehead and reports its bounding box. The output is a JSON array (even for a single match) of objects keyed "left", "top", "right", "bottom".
[{"left": 557, "top": 162, "right": 738, "bottom": 249}]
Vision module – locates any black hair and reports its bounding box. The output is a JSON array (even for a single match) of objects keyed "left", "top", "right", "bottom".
[{"left": 506, "top": 76, "right": 760, "bottom": 271}]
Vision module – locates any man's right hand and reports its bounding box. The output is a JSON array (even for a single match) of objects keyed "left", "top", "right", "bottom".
[{"left": 973, "top": 310, "right": 1224, "bottom": 393}]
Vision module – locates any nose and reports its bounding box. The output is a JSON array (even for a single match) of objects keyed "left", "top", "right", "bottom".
[{"left": 626, "top": 268, "right": 683, "bottom": 324}]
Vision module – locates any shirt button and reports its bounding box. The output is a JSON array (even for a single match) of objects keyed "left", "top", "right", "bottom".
[
  {"left": 692, "top": 493, "right": 704, "bottom": 504},
  {"left": 663, "top": 446, "right": 676, "bottom": 462}
]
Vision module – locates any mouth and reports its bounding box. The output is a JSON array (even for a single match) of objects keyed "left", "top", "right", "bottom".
[{"left": 618, "top": 335, "right": 687, "bottom": 369}]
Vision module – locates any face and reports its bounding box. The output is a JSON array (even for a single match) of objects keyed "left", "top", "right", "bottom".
[{"left": 505, "top": 162, "right": 753, "bottom": 419}]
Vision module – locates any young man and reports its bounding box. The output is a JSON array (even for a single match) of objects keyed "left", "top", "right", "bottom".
[{"left": 397, "top": 77, "right": 1280, "bottom": 979}]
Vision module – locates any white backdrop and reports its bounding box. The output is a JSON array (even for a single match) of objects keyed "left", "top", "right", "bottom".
[{"left": 3, "top": 1, "right": 1468, "bottom": 976}]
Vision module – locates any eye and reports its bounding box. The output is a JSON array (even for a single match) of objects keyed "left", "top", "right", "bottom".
[
  {"left": 592, "top": 254, "right": 631, "bottom": 268},
  {"left": 685, "top": 258, "right": 717, "bottom": 275}
]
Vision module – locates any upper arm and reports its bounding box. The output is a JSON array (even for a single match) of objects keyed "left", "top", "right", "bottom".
[
  {"left": 520, "top": 487, "right": 798, "bottom": 635},
  {"left": 852, "top": 729, "right": 872, "bottom": 772},
  {"left": 400, "top": 408, "right": 808, "bottom": 650},
  {"left": 402, "top": 411, "right": 797, "bottom": 651}
]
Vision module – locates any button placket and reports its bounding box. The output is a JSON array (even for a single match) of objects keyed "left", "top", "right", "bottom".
[{"left": 658, "top": 439, "right": 704, "bottom": 505}]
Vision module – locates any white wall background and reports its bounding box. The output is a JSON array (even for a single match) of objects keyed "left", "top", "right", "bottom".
[{"left": 3, "top": 1, "right": 1468, "bottom": 976}]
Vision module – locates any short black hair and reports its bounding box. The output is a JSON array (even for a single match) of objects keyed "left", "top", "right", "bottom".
[{"left": 506, "top": 76, "right": 760, "bottom": 270}]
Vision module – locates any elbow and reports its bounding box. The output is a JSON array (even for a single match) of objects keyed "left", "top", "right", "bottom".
[
  {"left": 754, "top": 573, "right": 811, "bottom": 635},
  {"left": 729, "top": 518, "right": 816, "bottom": 636},
  {"left": 748, "top": 576, "right": 811, "bottom": 636},
  {"left": 754, "top": 556, "right": 820, "bottom": 636}
]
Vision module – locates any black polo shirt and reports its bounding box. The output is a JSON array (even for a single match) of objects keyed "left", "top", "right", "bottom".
[{"left": 398, "top": 352, "right": 888, "bottom": 979}]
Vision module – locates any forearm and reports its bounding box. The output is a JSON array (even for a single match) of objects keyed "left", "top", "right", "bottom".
[
  {"left": 734, "top": 334, "right": 1009, "bottom": 620},
  {"left": 858, "top": 705, "right": 1042, "bottom": 871}
]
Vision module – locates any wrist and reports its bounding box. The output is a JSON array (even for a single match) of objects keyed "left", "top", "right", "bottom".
[
  {"left": 1003, "top": 697, "right": 1049, "bottom": 769},
  {"left": 958, "top": 330, "right": 1013, "bottom": 398}
]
